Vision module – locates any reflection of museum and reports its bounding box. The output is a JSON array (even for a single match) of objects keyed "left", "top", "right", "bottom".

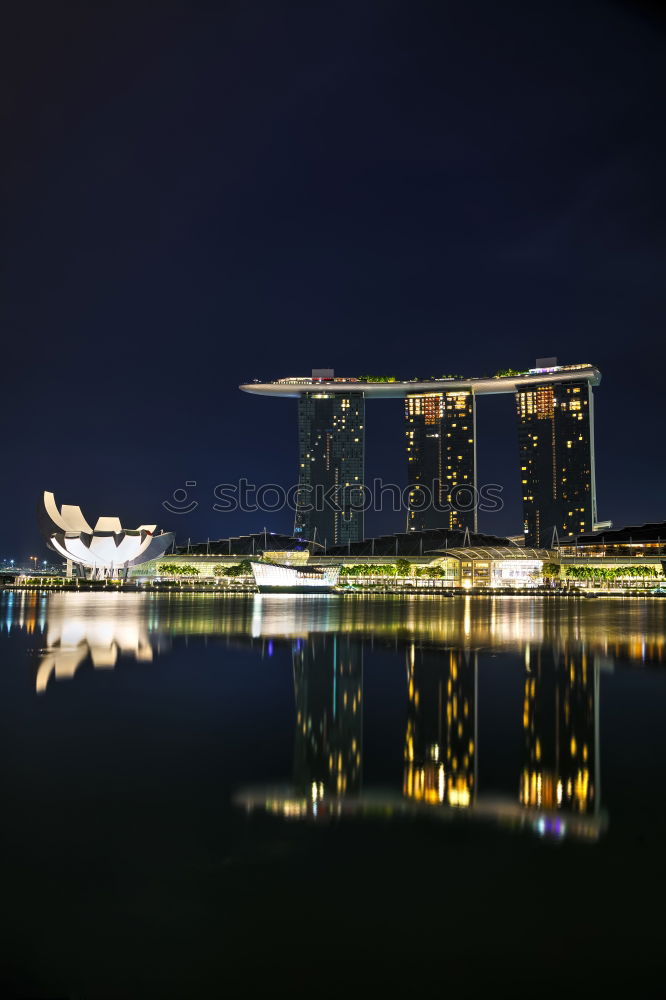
[
  {"left": 34, "top": 593, "right": 161, "bottom": 693},
  {"left": 0, "top": 592, "right": 165, "bottom": 693}
]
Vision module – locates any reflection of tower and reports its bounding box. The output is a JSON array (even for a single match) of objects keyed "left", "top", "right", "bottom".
[
  {"left": 520, "top": 646, "right": 599, "bottom": 814},
  {"left": 292, "top": 635, "right": 363, "bottom": 800},
  {"left": 403, "top": 645, "right": 477, "bottom": 807}
]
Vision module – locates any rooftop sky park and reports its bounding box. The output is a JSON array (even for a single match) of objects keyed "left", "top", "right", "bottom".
[{"left": 240, "top": 360, "right": 601, "bottom": 549}]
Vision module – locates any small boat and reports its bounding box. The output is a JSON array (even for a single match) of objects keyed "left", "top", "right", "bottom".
[{"left": 251, "top": 560, "right": 340, "bottom": 594}]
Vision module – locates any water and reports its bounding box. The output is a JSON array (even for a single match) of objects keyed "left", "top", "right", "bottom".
[{"left": 1, "top": 590, "right": 665, "bottom": 997}]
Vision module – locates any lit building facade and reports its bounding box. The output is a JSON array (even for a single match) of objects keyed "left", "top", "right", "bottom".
[
  {"left": 294, "top": 391, "right": 365, "bottom": 547},
  {"left": 405, "top": 390, "right": 476, "bottom": 531},
  {"left": 520, "top": 646, "right": 599, "bottom": 815},
  {"left": 403, "top": 645, "right": 477, "bottom": 807},
  {"left": 557, "top": 520, "right": 666, "bottom": 560},
  {"left": 292, "top": 635, "right": 363, "bottom": 801},
  {"left": 515, "top": 378, "right": 597, "bottom": 546}
]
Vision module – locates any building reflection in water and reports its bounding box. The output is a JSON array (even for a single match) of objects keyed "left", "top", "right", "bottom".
[
  {"left": 293, "top": 635, "right": 363, "bottom": 806},
  {"left": 404, "top": 646, "right": 477, "bottom": 808},
  {"left": 238, "top": 637, "right": 605, "bottom": 841},
  {"left": 32, "top": 594, "right": 160, "bottom": 693},
  {"left": 5, "top": 589, "right": 664, "bottom": 664},
  {"left": 520, "top": 645, "right": 599, "bottom": 819},
  {"left": 2, "top": 590, "right": 608, "bottom": 838}
]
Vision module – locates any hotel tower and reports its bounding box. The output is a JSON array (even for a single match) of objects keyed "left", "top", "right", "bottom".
[{"left": 240, "top": 360, "right": 601, "bottom": 548}]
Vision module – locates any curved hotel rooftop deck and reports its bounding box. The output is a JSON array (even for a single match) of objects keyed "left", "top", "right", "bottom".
[{"left": 239, "top": 363, "right": 601, "bottom": 398}]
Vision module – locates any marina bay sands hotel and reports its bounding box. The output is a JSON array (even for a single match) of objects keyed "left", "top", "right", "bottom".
[{"left": 240, "top": 359, "right": 601, "bottom": 548}]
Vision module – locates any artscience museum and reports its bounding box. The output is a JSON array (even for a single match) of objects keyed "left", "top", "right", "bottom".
[{"left": 38, "top": 491, "right": 175, "bottom": 578}]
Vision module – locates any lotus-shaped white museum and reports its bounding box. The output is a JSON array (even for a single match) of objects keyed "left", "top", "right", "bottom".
[{"left": 39, "top": 491, "right": 175, "bottom": 577}]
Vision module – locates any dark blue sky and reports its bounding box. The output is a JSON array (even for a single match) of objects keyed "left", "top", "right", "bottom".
[{"left": 2, "top": 0, "right": 664, "bottom": 558}]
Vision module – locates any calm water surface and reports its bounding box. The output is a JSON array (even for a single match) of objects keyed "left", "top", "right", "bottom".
[{"left": 1, "top": 591, "right": 665, "bottom": 997}]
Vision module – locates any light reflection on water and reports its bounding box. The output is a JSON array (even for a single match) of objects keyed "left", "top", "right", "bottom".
[
  {"left": 5, "top": 588, "right": 665, "bottom": 657},
  {"left": 4, "top": 590, "right": 666, "bottom": 845},
  {"left": 238, "top": 633, "right": 603, "bottom": 843},
  {"left": 2, "top": 588, "right": 666, "bottom": 996}
]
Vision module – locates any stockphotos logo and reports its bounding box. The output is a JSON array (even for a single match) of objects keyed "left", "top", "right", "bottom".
[{"left": 162, "top": 479, "right": 503, "bottom": 515}]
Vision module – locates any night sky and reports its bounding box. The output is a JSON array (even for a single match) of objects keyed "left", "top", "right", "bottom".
[{"left": 3, "top": 0, "right": 665, "bottom": 560}]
